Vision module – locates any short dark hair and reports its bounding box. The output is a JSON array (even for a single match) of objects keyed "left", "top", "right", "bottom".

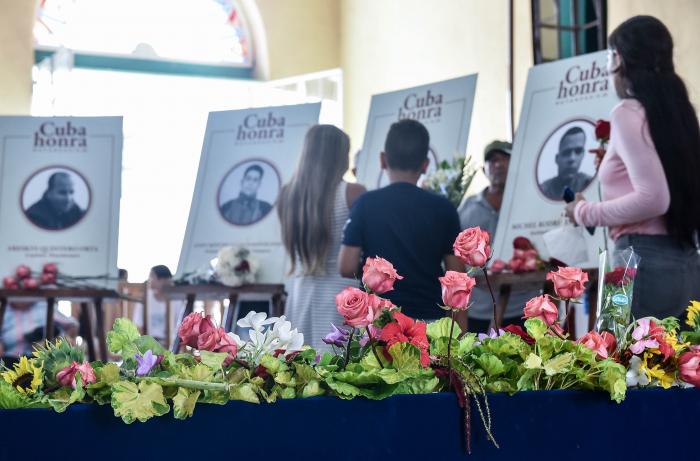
[
  {"left": 559, "top": 126, "right": 586, "bottom": 151},
  {"left": 47, "top": 172, "right": 71, "bottom": 190},
  {"left": 118, "top": 268, "right": 128, "bottom": 281},
  {"left": 243, "top": 164, "right": 264, "bottom": 178},
  {"left": 150, "top": 265, "right": 172, "bottom": 280},
  {"left": 384, "top": 119, "right": 430, "bottom": 171}
]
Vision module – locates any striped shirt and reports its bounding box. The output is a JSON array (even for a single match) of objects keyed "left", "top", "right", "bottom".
[{"left": 1, "top": 302, "right": 77, "bottom": 357}]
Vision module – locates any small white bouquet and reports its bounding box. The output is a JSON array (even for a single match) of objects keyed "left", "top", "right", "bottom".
[{"left": 214, "top": 246, "right": 260, "bottom": 287}]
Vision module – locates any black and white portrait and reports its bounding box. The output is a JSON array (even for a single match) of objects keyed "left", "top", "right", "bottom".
[
  {"left": 536, "top": 120, "right": 597, "bottom": 201},
  {"left": 21, "top": 166, "right": 91, "bottom": 231},
  {"left": 218, "top": 159, "right": 281, "bottom": 226}
]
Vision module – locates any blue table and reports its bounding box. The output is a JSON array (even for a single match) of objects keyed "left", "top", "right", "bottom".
[{"left": 1, "top": 388, "right": 697, "bottom": 460}]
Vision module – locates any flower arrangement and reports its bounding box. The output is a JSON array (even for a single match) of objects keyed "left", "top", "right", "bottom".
[
  {"left": 1, "top": 230, "right": 699, "bottom": 456},
  {"left": 490, "top": 236, "right": 545, "bottom": 274},
  {"left": 177, "top": 246, "right": 259, "bottom": 286},
  {"left": 421, "top": 156, "right": 477, "bottom": 208}
]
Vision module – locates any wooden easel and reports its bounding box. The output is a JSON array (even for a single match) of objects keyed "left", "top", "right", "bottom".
[
  {"left": 0, "top": 288, "right": 121, "bottom": 361},
  {"left": 162, "top": 284, "right": 286, "bottom": 352}
]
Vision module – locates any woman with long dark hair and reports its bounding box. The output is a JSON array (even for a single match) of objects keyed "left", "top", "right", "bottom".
[
  {"left": 278, "top": 125, "right": 366, "bottom": 350},
  {"left": 567, "top": 15, "right": 700, "bottom": 319}
]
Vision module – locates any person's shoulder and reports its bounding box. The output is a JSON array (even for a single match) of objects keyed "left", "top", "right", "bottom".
[
  {"left": 611, "top": 98, "right": 645, "bottom": 125},
  {"left": 220, "top": 199, "right": 236, "bottom": 211},
  {"left": 346, "top": 182, "right": 367, "bottom": 207}
]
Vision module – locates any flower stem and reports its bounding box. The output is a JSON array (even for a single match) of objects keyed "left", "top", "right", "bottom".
[
  {"left": 564, "top": 299, "right": 572, "bottom": 335},
  {"left": 482, "top": 268, "right": 499, "bottom": 330},
  {"left": 447, "top": 310, "right": 456, "bottom": 387},
  {"left": 366, "top": 327, "right": 384, "bottom": 369},
  {"left": 343, "top": 328, "right": 355, "bottom": 370}
]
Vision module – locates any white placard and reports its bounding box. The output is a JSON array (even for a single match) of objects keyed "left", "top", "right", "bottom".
[
  {"left": 357, "top": 75, "right": 478, "bottom": 189},
  {"left": 493, "top": 51, "right": 618, "bottom": 268},
  {"left": 0, "top": 116, "right": 123, "bottom": 285},
  {"left": 177, "top": 103, "right": 321, "bottom": 282}
]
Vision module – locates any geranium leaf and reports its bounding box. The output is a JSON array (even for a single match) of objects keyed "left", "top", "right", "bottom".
[
  {"left": 200, "top": 351, "right": 228, "bottom": 370},
  {"left": 523, "top": 353, "right": 542, "bottom": 370},
  {"left": 543, "top": 353, "right": 574, "bottom": 376},
  {"left": 229, "top": 383, "right": 260, "bottom": 404},
  {"left": 426, "top": 317, "right": 461, "bottom": 341},
  {"left": 477, "top": 354, "right": 506, "bottom": 377},
  {"left": 106, "top": 318, "right": 141, "bottom": 356},
  {"left": 388, "top": 342, "right": 421, "bottom": 372},
  {"left": 111, "top": 381, "right": 170, "bottom": 424},
  {"left": 524, "top": 318, "right": 547, "bottom": 340},
  {"left": 172, "top": 388, "right": 200, "bottom": 420}
]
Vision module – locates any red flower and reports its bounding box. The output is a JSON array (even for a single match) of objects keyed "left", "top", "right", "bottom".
[
  {"left": 42, "top": 263, "right": 58, "bottom": 275},
  {"left": 604, "top": 267, "right": 637, "bottom": 286},
  {"left": 513, "top": 236, "right": 534, "bottom": 250},
  {"left": 601, "top": 331, "right": 617, "bottom": 356},
  {"left": 503, "top": 325, "right": 535, "bottom": 345},
  {"left": 648, "top": 321, "right": 674, "bottom": 361},
  {"left": 178, "top": 312, "right": 216, "bottom": 349},
  {"left": 379, "top": 312, "right": 430, "bottom": 367},
  {"left": 595, "top": 119, "right": 611, "bottom": 142},
  {"left": 2, "top": 276, "right": 18, "bottom": 289},
  {"left": 22, "top": 277, "right": 39, "bottom": 290},
  {"left": 15, "top": 265, "right": 31, "bottom": 280},
  {"left": 546, "top": 266, "right": 588, "bottom": 299}
]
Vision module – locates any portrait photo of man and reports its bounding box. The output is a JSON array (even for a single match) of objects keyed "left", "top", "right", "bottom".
[
  {"left": 24, "top": 170, "right": 87, "bottom": 230},
  {"left": 539, "top": 126, "right": 594, "bottom": 201},
  {"left": 220, "top": 163, "right": 274, "bottom": 226}
]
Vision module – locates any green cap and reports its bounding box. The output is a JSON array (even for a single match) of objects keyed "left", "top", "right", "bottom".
[{"left": 484, "top": 140, "right": 512, "bottom": 162}]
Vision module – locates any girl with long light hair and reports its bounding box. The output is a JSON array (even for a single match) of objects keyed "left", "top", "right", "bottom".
[{"left": 278, "top": 125, "right": 365, "bottom": 350}]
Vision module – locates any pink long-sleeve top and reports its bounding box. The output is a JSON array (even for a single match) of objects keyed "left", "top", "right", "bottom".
[{"left": 574, "top": 98, "right": 670, "bottom": 240}]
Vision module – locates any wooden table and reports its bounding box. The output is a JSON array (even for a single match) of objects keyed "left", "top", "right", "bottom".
[
  {"left": 0, "top": 288, "right": 120, "bottom": 361},
  {"left": 162, "top": 284, "right": 286, "bottom": 352},
  {"left": 473, "top": 269, "right": 599, "bottom": 337}
]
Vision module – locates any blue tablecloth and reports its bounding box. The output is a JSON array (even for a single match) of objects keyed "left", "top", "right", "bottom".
[{"left": 1, "top": 388, "right": 697, "bottom": 460}]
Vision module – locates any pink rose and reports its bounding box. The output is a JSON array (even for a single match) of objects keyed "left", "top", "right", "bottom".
[
  {"left": 601, "top": 331, "right": 617, "bottom": 356},
  {"left": 178, "top": 312, "right": 216, "bottom": 348},
  {"left": 336, "top": 287, "right": 374, "bottom": 328},
  {"left": 362, "top": 257, "right": 403, "bottom": 294},
  {"left": 197, "top": 327, "right": 224, "bottom": 351},
  {"left": 679, "top": 350, "right": 700, "bottom": 387},
  {"left": 56, "top": 361, "right": 97, "bottom": 389},
  {"left": 578, "top": 331, "right": 609, "bottom": 359},
  {"left": 368, "top": 294, "right": 395, "bottom": 313},
  {"left": 523, "top": 295, "right": 559, "bottom": 326},
  {"left": 546, "top": 266, "right": 589, "bottom": 299},
  {"left": 439, "top": 271, "right": 476, "bottom": 310},
  {"left": 490, "top": 259, "right": 507, "bottom": 274},
  {"left": 453, "top": 227, "right": 492, "bottom": 267},
  {"left": 213, "top": 333, "right": 239, "bottom": 366}
]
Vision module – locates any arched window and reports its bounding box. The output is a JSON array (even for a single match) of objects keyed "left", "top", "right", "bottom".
[{"left": 34, "top": 0, "right": 253, "bottom": 78}]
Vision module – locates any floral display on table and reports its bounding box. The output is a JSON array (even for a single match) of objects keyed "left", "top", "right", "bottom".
[
  {"left": 2, "top": 262, "right": 122, "bottom": 290},
  {"left": 176, "top": 246, "right": 259, "bottom": 287},
  {"left": 596, "top": 247, "right": 640, "bottom": 346},
  {"left": 421, "top": 156, "right": 477, "bottom": 208},
  {"left": 2, "top": 230, "right": 699, "bottom": 455},
  {"left": 489, "top": 236, "right": 544, "bottom": 275}
]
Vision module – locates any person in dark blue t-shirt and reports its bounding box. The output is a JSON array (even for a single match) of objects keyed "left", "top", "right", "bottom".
[{"left": 339, "top": 119, "right": 464, "bottom": 324}]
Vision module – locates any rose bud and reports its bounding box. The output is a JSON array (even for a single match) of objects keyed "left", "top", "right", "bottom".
[
  {"left": 22, "top": 277, "right": 39, "bottom": 290},
  {"left": 42, "top": 263, "right": 58, "bottom": 275},
  {"left": 40, "top": 272, "right": 57, "bottom": 286},
  {"left": 3, "top": 276, "right": 19, "bottom": 289}
]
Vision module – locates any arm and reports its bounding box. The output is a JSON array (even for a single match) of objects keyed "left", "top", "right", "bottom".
[
  {"left": 574, "top": 104, "right": 671, "bottom": 227},
  {"left": 346, "top": 182, "right": 367, "bottom": 209},
  {"left": 444, "top": 254, "right": 466, "bottom": 272},
  {"left": 338, "top": 245, "right": 362, "bottom": 279}
]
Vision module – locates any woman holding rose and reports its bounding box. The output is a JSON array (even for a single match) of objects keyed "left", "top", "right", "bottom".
[{"left": 566, "top": 16, "right": 700, "bottom": 319}]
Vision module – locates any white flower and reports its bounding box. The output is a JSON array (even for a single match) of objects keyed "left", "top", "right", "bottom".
[
  {"left": 271, "top": 317, "right": 304, "bottom": 353},
  {"left": 625, "top": 355, "right": 651, "bottom": 387},
  {"left": 237, "top": 311, "right": 278, "bottom": 332},
  {"left": 226, "top": 332, "right": 246, "bottom": 349}
]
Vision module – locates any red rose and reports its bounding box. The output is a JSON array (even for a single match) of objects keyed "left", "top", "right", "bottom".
[
  {"left": 439, "top": 271, "right": 476, "bottom": 310},
  {"left": 453, "top": 227, "right": 492, "bottom": 268},
  {"left": 40, "top": 272, "right": 57, "bottom": 286},
  {"left": 513, "top": 236, "right": 534, "bottom": 250},
  {"left": 178, "top": 312, "right": 216, "bottom": 349},
  {"left": 679, "top": 350, "right": 700, "bottom": 387},
  {"left": 595, "top": 119, "right": 611, "bottom": 142},
  {"left": 489, "top": 259, "right": 507, "bottom": 274},
  {"left": 523, "top": 295, "right": 559, "bottom": 326},
  {"left": 546, "top": 266, "right": 588, "bottom": 299},
  {"left": 362, "top": 257, "right": 403, "bottom": 294},
  {"left": 212, "top": 332, "right": 238, "bottom": 366},
  {"left": 197, "top": 327, "right": 224, "bottom": 351},
  {"left": 3, "top": 276, "right": 18, "bottom": 289},
  {"left": 22, "top": 277, "right": 39, "bottom": 290},
  {"left": 601, "top": 331, "right": 617, "bottom": 356},
  {"left": 379, "top": 312, "right": 430, "bottom": 367},
  {"left": 42, "top": 263, "right": 58, "bottom": 275},
  {"left": 503, "top": 325, "right": 535, "bottom": 345},
  {"left": 336, "top": 287, "right": 375, "bottom": 328},
  {"left": 604, "top": 267, "right": 637, "bottom": 286},
  {"left": 578, "top": 331, "right": 609, "bottom": 359},
  {"left": 15, "top": 265, "right": 31, "bottom": 280}
]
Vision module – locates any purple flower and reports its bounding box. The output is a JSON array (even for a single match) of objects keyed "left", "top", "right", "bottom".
[
  {"left": 476, "top": 328, "right": 505, "bottom": 345},
  {"left": 135, "top": 350, "right": 162, "bottom": 376},
  {"left": 322, "top": 324, "right": 350, "bottom": 347}
]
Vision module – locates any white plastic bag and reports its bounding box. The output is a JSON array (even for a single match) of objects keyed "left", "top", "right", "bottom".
[{"left": 542, "top": 224, "right": 589, "bottom": 266}]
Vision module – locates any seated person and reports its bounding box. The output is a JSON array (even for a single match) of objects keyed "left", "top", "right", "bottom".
[
  {"left": 1, "top": 301, "right": 78, "bottom": 365},
  {"left": 339, "top": 119, "right": 464, "bottom": 323},
  {"left": 132, "top": 265, "right": 185, "bottom": 347},
  {"left": 458, "top": 141, "right": 539, "bottom": 332}
]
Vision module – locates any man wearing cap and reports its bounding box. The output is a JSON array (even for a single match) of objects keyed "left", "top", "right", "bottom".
[{"left": 457, "top": 141, "right": 537, "bottom": 332}]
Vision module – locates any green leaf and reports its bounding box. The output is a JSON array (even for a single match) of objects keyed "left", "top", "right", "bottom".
[
  {"left": 426, "top": 317, "right": 461, "bottom": 341},
  {"left": 325, "top": 377, "right": 361, "bottom": 399},
  {"left": 395, "top": 375, "right": 439, "bottom": 395},
  {"left": 294, "top": 363, "right": 318, "bottom": 384},
  {"left": 524, "top": 318, "right": 548, "bottom": 340},
  {"left": 543, "top": 353, "right": 574, "bottom": 376},
  {"left": 200, "top": 351, "right": 228, "bottom": 370},
  {"left": 172, "top": 388, "right": 201, "bottom": 420},
  {"left": 185, "top": 363, "right": 214, "bottom": 382},
  {"left": 111, "top": 381, "right": 170, "bottom": 424},
  {"left": 134, "top": 336, "right": 166, "bottom": 356},
  {"left": 476, "top": 354, "right": 505, "bottom": 377},
  {"left": 85, "top": 363, "right": 121, "bottom": 405},
  {"left": 318, "top": 352, "right": 335, "bottom": 367},
  {"left": 0, "top": 380, "right": 44, "bottom": 409},
  {"left": 523, "top": 353, "right": 542, "bottom": 370},
  {"left": 301, "top": 380, "right": 324, "bottom": 398},
  {"left": 229, "top": 383, "right": 260, "bottom": 404},
  {"left": 457, "top": 333, "right": 478, "bottom": 355},
  {"left": 388, "top": 342, "right": 421, "bottom": 372},
  {"left": 260, "top": 354, "right": 284, "bottom": 374},
  {"left": 107, "top": 318, "right": 141, "bottom": 356},
  {"left": 48, "top": 378, "right": 85, "bottom": 413},
  {"left": 596, "top": 360, "right": 627, "bottom": 403},
  {"left": 516, "top": 369, "right": 539, "bottom": 391}
]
